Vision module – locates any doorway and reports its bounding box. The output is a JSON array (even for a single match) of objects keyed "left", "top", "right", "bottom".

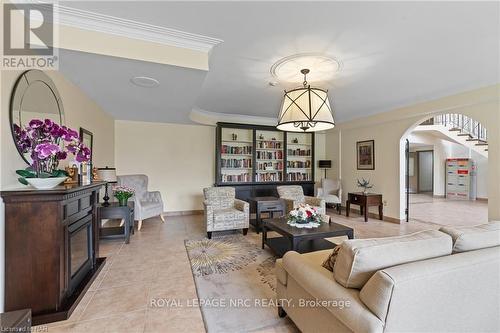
[{"left": 417, "top": 151, "right": 433, "bottom": 193}]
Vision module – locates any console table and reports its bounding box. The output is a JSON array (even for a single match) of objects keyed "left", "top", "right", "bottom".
[
  {"left": 346, "top": 192, "right": 383, "bottom": 222},
  {"left": 248, "top": 196, "right": 284, "bottom": 234}
]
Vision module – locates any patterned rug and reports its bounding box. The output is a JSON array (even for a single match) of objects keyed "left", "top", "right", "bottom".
[{"left": 185, "top": 234, "right": 288, "bottom": 333}]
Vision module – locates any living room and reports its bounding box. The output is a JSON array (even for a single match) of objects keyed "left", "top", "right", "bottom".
[{"left": 0, "top": 1, "right": 499, "bottom": 332}]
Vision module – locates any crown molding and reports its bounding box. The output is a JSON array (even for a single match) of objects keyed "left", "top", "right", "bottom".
[{"left": 28, "top": 1, "right": 223, "bottom": 53}]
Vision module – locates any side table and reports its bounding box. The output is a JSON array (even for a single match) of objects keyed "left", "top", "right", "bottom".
[
  {"left": 346, "top": 192, "right": 383, "bottom": 222},
  {"left": 98, "top": 202, "right": 135, "bottom": 244},
  {"left": 248, "top": 196, "right": 285, "bottom": 234}
]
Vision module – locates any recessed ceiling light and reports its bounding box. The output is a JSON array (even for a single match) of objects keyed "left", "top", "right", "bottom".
[
  {"left": 268, "top": 81, "right": 279, "bottom": 86},
  {"left": 130, "top": 76, "right": 160, "bottom": 88}
]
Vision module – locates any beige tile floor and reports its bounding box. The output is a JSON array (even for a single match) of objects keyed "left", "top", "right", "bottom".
[
  {"left": 409, "top": 193, "right": 488, "bottom": 226},
  {"left": 37, "top": 209, "right": 458, "bottom": 333}
]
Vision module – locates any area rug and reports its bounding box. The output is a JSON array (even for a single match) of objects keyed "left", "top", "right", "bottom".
[{"left": 185, "top": 234, "right": 286, "bottom": 333}]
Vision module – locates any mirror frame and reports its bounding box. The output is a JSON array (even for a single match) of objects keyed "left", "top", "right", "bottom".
[{"left": 9, "top": 70, "right": 65, "bottom": 165}]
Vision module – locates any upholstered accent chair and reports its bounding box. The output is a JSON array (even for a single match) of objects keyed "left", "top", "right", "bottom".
[
  {"left": 277, "top": 185, "right": 326, "bottom": 215},
  {"left": 117, "top": 174, "right": 165, "bottom": 230},
  {"left": 203, "top": 187, "right": 249, "bottom": 239},
  {"left": 317, "top": 178, "right": 342, "bottom": 214}
]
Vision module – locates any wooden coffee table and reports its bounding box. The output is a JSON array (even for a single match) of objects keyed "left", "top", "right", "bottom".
[{"left": 262, "top": 217, "right": 354, "bottom": 257}]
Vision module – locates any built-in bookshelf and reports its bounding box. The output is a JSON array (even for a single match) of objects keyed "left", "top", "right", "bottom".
[
  {"left": 216, "top": 123, "right": 315, "bottom": 187},
  {"left": 255, "top": 130, "right": 284, "bottom": 182},
  {"left": 219, "top": 127, "right": 253, "bottom": 183},
  {"left": 286, "top": 133, "right": 313, "bottom": 181}
]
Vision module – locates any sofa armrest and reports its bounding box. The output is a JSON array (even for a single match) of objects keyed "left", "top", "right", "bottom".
[
  {"left": 281, "top": 198, "right": 295, "bottom": 215},
  {"left": 203, "top": 200, "right": 214, "bottom": 230},
  {"left": 145, "top": 191, "right": 163, "bottom": 204},
  {"left": 283, "top": 251, "right": 383, "bottom": 333},
  {"left": 234, "top": 199, "right": 249, "bottom": 215},
  {"left": 305, "top": 196, "right": 324, "bottom": 207}
]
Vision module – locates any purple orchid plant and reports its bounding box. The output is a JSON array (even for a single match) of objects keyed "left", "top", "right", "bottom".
[{"left": 14, "top": 118, "right": 91, "bottom": 185}]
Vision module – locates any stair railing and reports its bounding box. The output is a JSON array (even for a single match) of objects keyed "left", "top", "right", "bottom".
[{"left": 428, "top": 113, "right": 487, "bottom": 142}]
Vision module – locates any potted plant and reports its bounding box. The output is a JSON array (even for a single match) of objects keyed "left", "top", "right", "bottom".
[
  {"left": 15, "top": 119, "right": 91, "bottom": 189},
  {"left": 113, "top": 186, "right": 135, "bottom": 206},
  {"left": 287, "top": 203, "right": 324, "bottom": 228}
]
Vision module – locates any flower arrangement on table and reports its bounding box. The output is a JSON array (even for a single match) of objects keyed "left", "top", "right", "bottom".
[
  {"left": 287, "top": 203, "right": 324, "bottom": 228},
  {"left": 113, "top": 185, "right": 135, "bottom": 206},
  {"left": 14, "top": 119, "right": 91, "bottom": 188}
]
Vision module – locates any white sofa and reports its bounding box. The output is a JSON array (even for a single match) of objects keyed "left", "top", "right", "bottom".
[{"left": 276, "top": 222, "right": 500, "bottom": 332}]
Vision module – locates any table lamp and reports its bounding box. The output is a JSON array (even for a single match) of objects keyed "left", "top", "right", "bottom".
[
  {"left": 97, "top": 167, "right": 117, "bottom": 206},
  {"left": 318, "top": 160, "right": 332, "bottom": 179}
]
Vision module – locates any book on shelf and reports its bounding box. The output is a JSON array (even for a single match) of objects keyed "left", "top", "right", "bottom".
[
  {"left": 257, "top": 161, "right": 283, "bottom": 170},
  {"left": 221, "top": 172, "right": 251, "bottom": 183},
  {"left": 256, "top": 150, "right": 283, "bottom": 160},
  {"left": 221, "top": 158, "right": 252, "bottom": 168},
  {"left": 255, "top": 172, "right": 282, "bottom": 182},
  {"left": 257, "top": 141, "right": 282, "bottom": 149},
  {"left": 221, "top": 145, "right": 253, "bottom": 155},
  {"left": 287, "top": 160, "right": 311, "bottom": 168},
  {"left": 287, "top": 172, "right": 311, "bottom": 181},
  {"left": 287, "top": 148, "right": 311, "bottom": 156}
]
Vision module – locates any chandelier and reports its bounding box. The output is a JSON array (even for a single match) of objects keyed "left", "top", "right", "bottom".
[{"left": 276, "top": 69, "right": 335, "bottom": 132}]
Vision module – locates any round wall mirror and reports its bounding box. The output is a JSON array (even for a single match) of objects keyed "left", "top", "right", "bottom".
[{"left": 10, "top": 70, "right": 65, "bottom": 165}]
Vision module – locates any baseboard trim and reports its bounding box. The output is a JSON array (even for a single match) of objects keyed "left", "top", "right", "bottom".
[
  {"left": 476, "top": 197, "right": 488, "bottom": 202},
  {"left": 433, "top": 195, "right": 445, "bottom": 198},
  {"left": 163, "top": 210, "right": 203, "bottom": 217},
  {"left": 339, "top": 207, "right": 402, "bottom": 224}
]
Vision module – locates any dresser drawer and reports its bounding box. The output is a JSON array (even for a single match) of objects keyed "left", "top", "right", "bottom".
[
  {"left": 259, "top": 201, "right": 284, "bottom": 212},
  {"left": 349, "top": 194, "right": 365, "bottom": 205}
]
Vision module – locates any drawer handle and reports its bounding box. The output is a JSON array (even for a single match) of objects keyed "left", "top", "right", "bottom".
[{"left": 266, "top": 206, "right": 277, "bottom": 210}]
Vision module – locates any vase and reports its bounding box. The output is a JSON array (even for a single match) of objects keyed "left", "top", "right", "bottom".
[
  {"left": 25, "top": 177, "right": 67, "bottom": 190},
  {"left": 118, "top": 197, "right": 128, "bottom": 206}
]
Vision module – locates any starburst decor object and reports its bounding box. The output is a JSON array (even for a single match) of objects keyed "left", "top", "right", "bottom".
[
  {"left": 357, "top": 178, "right": 374, "bottom": 194},
  {"left": 276, "top": 68, "right": 335, "bottom": 132}
]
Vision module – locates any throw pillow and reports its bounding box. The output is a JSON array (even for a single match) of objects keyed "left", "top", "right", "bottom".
[{"left": 321, "top": 245, "right": 341, "bottom": 272}]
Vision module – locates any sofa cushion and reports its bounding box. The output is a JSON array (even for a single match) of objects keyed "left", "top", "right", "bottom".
[
  {"left": 439, "top": 221, "right": 500, "bottom": 253},
  {"left": 333, "top": 230, "right": 452, "bottom": 289},
  {"left": 322, "top": 245, "right": 341, "bottom": 272}
]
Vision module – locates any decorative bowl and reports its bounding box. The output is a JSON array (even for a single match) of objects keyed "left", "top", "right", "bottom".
[{"left": 26, "top": 177, "right": 67, "bottom": 189}]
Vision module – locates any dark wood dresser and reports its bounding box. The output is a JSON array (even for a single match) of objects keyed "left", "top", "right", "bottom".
[{"left": 1, "top": 182, "right": 106, "bottom": 325}]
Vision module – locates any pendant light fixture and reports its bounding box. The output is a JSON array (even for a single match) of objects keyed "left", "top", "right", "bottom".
[{"left": 276, "top": 69, "right": 335, "bottom": 132}]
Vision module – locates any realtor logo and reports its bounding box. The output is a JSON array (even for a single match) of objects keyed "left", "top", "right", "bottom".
[{"left": 2, "top": 3, "right": 58, "bottom": 69}]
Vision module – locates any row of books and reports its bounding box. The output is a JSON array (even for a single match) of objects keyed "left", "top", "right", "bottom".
[
  {"left": 257, "top": 141, "right": 282, "bottom": 149},
  {"left": 255, "top": 172, "right": 283, "bottom": 182},
  {"left": 287, "top": 172, "right": 311, "bottom": 181},
  {"left": 221, "top": 158, "right": 252, "bottom": 168},
  {"left": 256, "top": 150, "right": 283, "bottom": 160},
  {"left": 257, "top": 161, "right": 283, "bottom": 170},
  {"left": 287, "top": 160, "right": 311, "bottom": 168},
  {"left": 221, "top": 145, "right": 252, "bottom": 155},
  {"left": 221, "top": 173, "right": 251, "bottom": 182},
  {"left": 287, "top": 148, "right": 311, "bottom": 156}
]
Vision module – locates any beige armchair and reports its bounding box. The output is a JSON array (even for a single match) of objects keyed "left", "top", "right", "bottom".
[
  {"left": 117, "top": 174, "right": 165, "bottom": 230},
  {"left": 203, "top": 187, "right": 249, "bottom": 239},
  {"left": 277, "top": 185, "right": 325, "bottom": 215},
  {"left": 317, "top": 178, "right": 342, "bottom": 214}
]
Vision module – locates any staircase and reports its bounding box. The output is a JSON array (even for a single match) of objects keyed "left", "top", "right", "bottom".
[{"left": 415, "top": 114, "right": 488, "bottom": 158}]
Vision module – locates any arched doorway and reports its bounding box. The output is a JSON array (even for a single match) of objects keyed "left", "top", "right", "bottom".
[{"left": 400, "top": 113, "right": 489, "bottom": 226}]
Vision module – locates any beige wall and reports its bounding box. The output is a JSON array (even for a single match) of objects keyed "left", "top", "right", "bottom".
[
  {"left": 326, "top": 85, "right": 500, "bottom": 221},
  {"left": 0, "top": 69, "right": 115, "bottom": 311},
  {"left": 114, "top": 120, "right": 215, "bottom": 212}
]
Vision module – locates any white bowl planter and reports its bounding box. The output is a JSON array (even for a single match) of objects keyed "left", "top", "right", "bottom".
[{"left": 26, "top": 177, "right": 67, "bottom": 190}]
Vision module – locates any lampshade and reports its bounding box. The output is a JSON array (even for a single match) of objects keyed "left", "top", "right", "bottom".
[
  {"left": 276, "top": 69, "right": 335, "bottom": 132},
  {"left": 318, "top": 160, "right": 332, "bottom": 168},
  {"left": 97, "top": 167, "right": 117, "bottom": 183}
]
